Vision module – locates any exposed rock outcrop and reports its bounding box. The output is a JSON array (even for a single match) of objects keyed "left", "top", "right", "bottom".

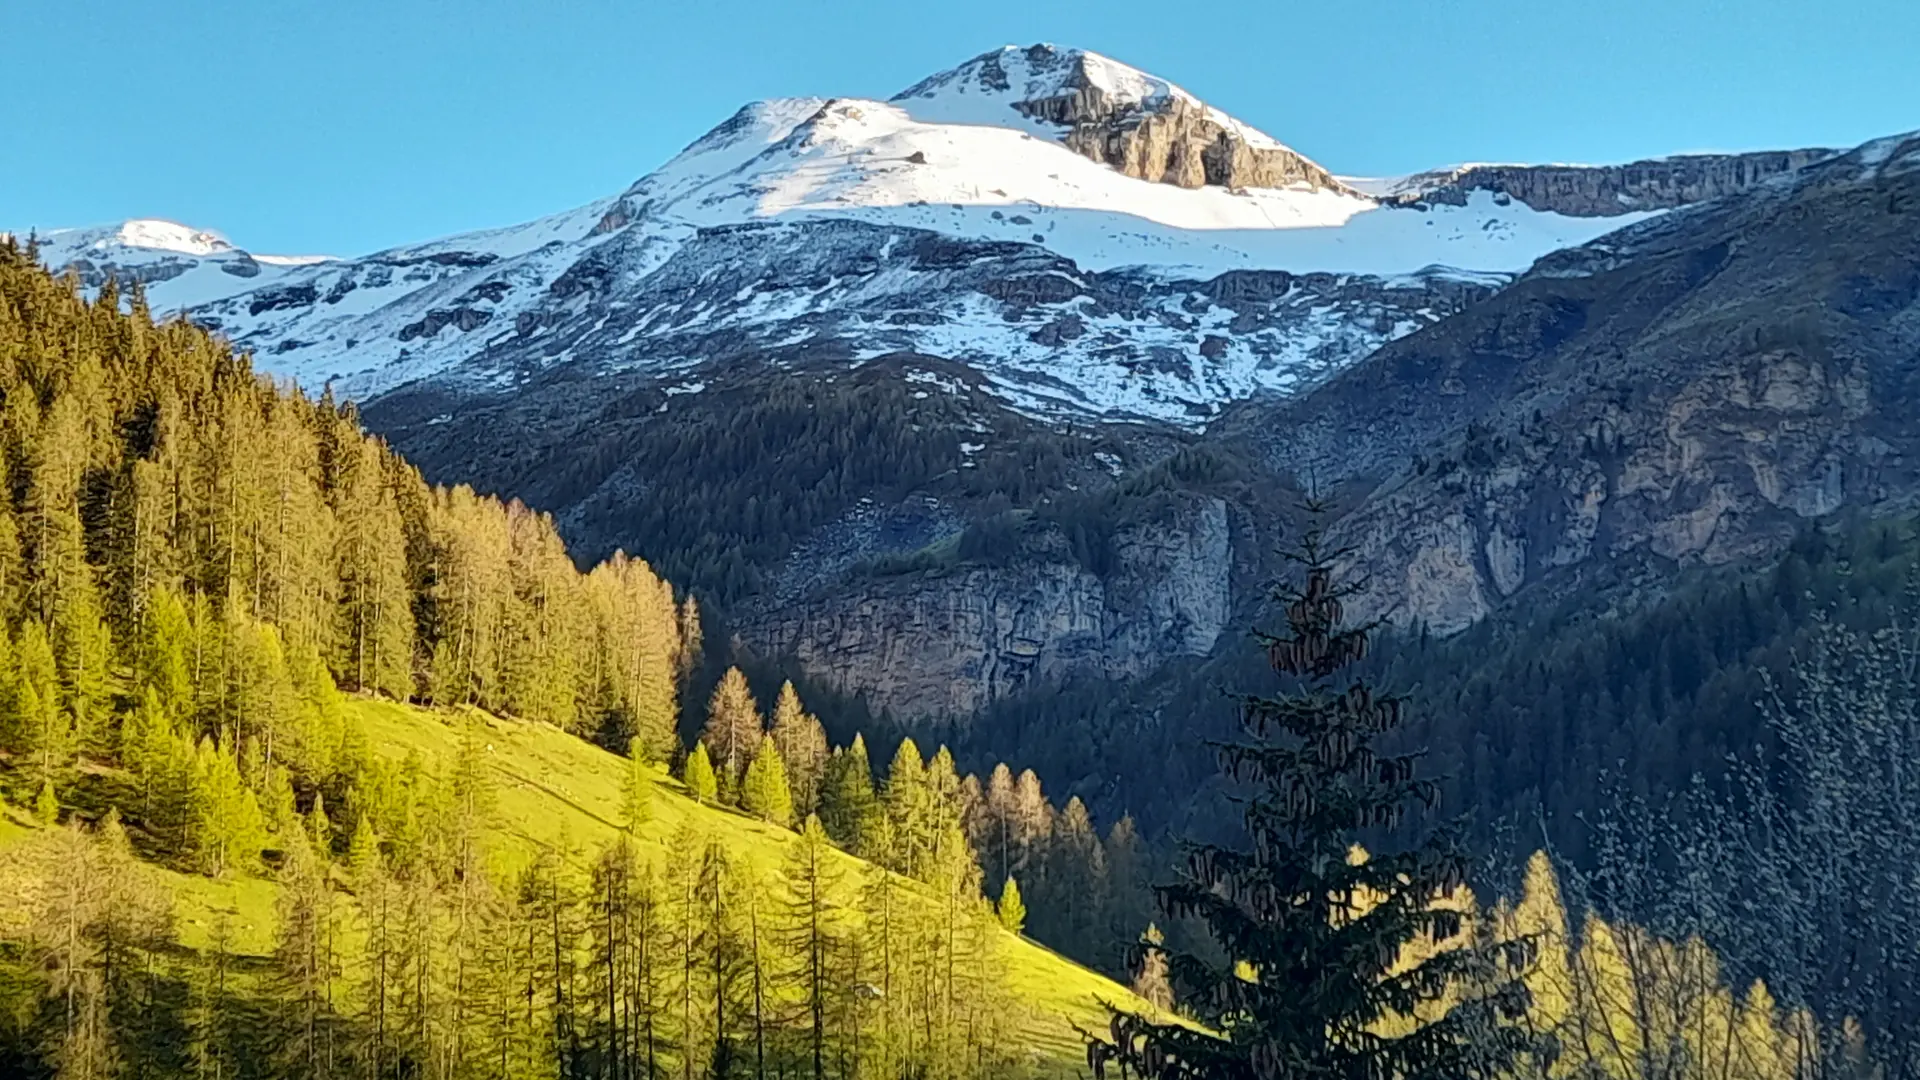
[
  {"left": 893, "top": 44, "right": 1354, "bottom": 194},
  {"left": 749, "top": 496, "right": 1233, "bottom": 722},
  {"left": 1051, "top": 95, "right": 1349, "bottom": 192},
  {"left": 1244, "top": 133, "right": 1920, "bottom": 632},
  {"left": 1388, "top": 150, "right": 1835, "bottom": 217},
  {"left": 56, "top": 255, "right": 200, "bottom": 290}
]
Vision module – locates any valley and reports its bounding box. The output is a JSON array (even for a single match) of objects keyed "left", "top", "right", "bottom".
[{"left": 10, "top": 28, "right": 1920, "bottom": 1078}]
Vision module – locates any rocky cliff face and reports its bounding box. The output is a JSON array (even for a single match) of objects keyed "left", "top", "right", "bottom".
[
  {"left": 1242, "top": 132, "right": 1920, "bottom": 632},
  {"left": 748, "top": 495, "right": 1232, "bottom": 722},
  {"left": 1331, "top": 346, "right": 1873, "bottom": 633},
  {"left": 889, "top": 43, "right": 1353, "bottom": 195},
  {"left": 1050, "top": 94, "right": 1349, "bottom": 192},
  {"left": 1387, "top": 150, "right": 1835, "bottom": 217}
]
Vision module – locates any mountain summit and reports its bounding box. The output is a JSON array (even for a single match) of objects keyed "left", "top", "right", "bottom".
[
  {"left": 17, "top": 44, "right": 1826, "bottom": 426},
  {"left": 893, "top": 44, "right": 1351, "bottom": 193},
  {"left": 16, "top": 219, "right": 329, "bottom": 309}
]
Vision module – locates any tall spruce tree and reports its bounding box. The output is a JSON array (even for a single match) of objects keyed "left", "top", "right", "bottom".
[{"left": 1090, "top": 503, "right": 1532, "bottom": 1080}]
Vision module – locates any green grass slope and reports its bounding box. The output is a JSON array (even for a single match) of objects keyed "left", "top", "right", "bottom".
[{"left": 4, "top": 697, "right": 1151, "bottom": 1074}]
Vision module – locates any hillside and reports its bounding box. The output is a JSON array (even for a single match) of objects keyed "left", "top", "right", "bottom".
[
  {"left": 0, "top": 695, "right": 1147, "bottom": 1076},
  {"left": 0, "top": 245, "right": 1160, "bottom": 1079},
  {"left": 713, "top": 122, "right": 1920, "bottom": 730},
  {"left": 1260, "top": 129, "right": 1920, "bottom": 632}
]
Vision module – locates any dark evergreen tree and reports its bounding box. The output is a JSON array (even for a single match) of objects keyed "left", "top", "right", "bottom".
[{"left": 1090, "top": 504, "right": 1532, "bottom": 1080}]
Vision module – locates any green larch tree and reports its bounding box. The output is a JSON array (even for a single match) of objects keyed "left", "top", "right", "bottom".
[
  {"left": 9, "top": 621, "right": 73, "bottom": 781},
  {"left": 188, "top": 737, "right": 268, "bottom": 877},
  {"left": 134, "top": 586, "right": 195, "bottom": 719},
  {"left": 683, "top": 742, "right": 719, "bottom": 805},
  {"left": 32, "top": 821, "right": 118, "bottom": 1080},
  {"left": 770, "top": 681, "right": 829, "bottom": 819},
  {"left": 883, "top": 738, "right": 930, "bottom": 878},
  {"left": 623, "top": 736, "right": 655, "bottom": 832},
  {"left": 818, "top": 735, "right": 885, "bottom": 857},
  {"left": 35, "top": 778, "right": 60, "bottom": 826},
  {"left": 274, "top": 830, "right": 344, "bottom": 1080},
  {"left": 700, "top": 667, "right": 761, "bottom": 805},
  {"left": 780, "top": 815, "right": 847, "bottom": 1080},
  {"left": 996, "top": 877, "right": 1027, "bottom": 935},
  {"left": 741, "top": 734, "right": 795, "bottom": 829}
]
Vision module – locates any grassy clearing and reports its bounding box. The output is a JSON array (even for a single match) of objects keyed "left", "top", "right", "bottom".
[{"left": 1, "top": 697, "right": 1149, "bottom": 1073}]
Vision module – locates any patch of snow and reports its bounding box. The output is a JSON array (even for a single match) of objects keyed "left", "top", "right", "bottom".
[{"left": 1855, "top": 129, "right": 1920, "bottom": 178}]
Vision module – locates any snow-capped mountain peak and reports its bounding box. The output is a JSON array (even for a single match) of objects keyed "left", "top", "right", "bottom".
[
  {"left": 889, "top": 44, "right": 1343, "bottom": 196},
  {"left": 892, "top": 44, "right": 1183, "bottom": 126},
  {"left": 12, "top": 218, "right": 334, "bottom": 310},
  {"left": 16, "top": 43, "right": 1835, "bottom": 428},
  {"left": 76, "top": 219, "right": 234, "bottom": 257},
  {"left": 892, "top": 43, "right": 1286, "bottom": 153}
]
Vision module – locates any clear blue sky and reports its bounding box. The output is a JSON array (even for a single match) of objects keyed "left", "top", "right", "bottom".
[{"left": 5, "top": 0, "right": 1914, "bottom": 257}]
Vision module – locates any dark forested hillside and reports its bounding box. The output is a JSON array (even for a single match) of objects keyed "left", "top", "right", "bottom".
[
  {"left": 950, "top": 512, "right": 1920, "bottom": 855},
  {"left": 366, "top": 355, "right": 1171, "bottom": 604}
]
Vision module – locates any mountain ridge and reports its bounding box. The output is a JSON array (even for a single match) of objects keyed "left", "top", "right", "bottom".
[
  {"left": 17, "top": 43, "right": 1798, "bottom": 427},
  {"left": 704, "top": 125, "right": 1920, "bottom": 725}
]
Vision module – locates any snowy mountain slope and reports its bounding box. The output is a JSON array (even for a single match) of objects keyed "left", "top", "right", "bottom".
[
  {"left": 18, "top": 44, "right": 1819, "bottom": 427},
  {"left": 17, "top": 220, "right": 331, "bottom": 310},
  {"left": 607, "top": 95, "right": 1645, "bottom": 275}
]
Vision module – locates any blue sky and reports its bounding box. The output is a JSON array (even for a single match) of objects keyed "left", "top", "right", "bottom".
[{"left": 5, "top": 0, "right": 1914, "bottom": 256}]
